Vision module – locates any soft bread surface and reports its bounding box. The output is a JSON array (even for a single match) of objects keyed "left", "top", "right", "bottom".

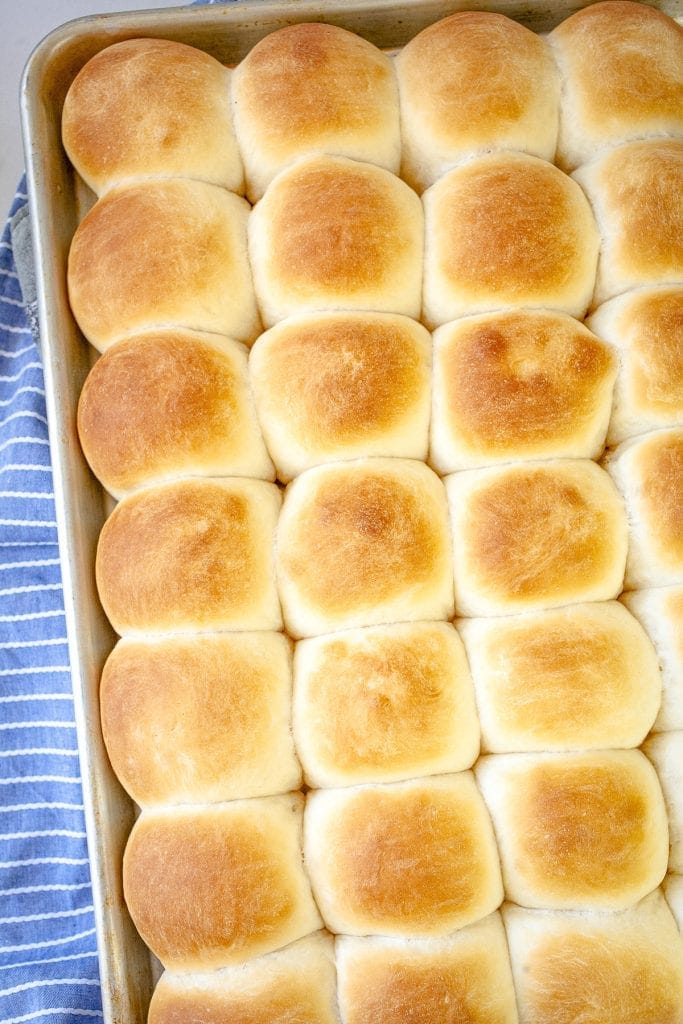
[
  {"left": 430, "top": 310, "right": 616, "bottom": 472},
  {"left": 476, "top": 750, "right": 669, "bottom": 910},
  {"left": 549, "top": 1, "right": 683, "bottom": 172},
  {"left": 422, "top": 152, "right": 599, "bottom": 326},
  {"left": 248, "top": 155, "right": 424, "bottom": 326},
  {"left": 446, "top": 459, "right": 627, "bottom": 616},
  {"left": 643, "top": 732, "right": 683, "bottom": 873},
  {"left": 67, "top": 179, "right": 259, "bottom": 351},
  {"left": 276, "top": 458, "right": 454, "bottom": 637},
  {"left": 249, "top": 312, "right": 432, "bottom": 481},
  {"left": 336, "top": 914, "right": 518, "bottom": 1024},
  {"left": 61, "top": 38, "right": 244, "bottom": 196},
  {"left": 148, "top": 933, "right": 340, "bottom": 1024},
  {"left": 293, "top": 621, "right": 479, "bottom": 788},
  {"left": 122, "top": 797, "right": 322, "bottom": 971},
  {"left": 457, "top": 602, "right": 660, "bottom": 753},
  {"left": 664, "top": 875, "right": 683, "bottom": 934},
  {"left": 304, "top": 774, "right": 503, "bottom": 936},
  {"left": 622, "top": 586, "right": 683, "bottom": 731},
  {"left": 95, "top": 478, "right": 282, "bottom": 636},
  {"left": 232, "top": 23, "right": 400, "bottom": 202},
  {"left": 100, "top": 633, "right": 300, "bottom": 807},
  {"left": 77, "top": 329, "right": 273, "bottom": 497},
  {"left": 503, "top": 891, "right": 683, "bottom": 1024},
  {"left": 586, "top": 286, "right": 683, "bottom": 444},
  {"left": 396, "top": 11, "right": 558, "bottom": 193}
]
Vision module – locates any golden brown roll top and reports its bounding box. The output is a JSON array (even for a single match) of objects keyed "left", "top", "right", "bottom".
[
  {"left": 77, "top": 329, "right": 273, "bottom": 498},
  {"left": 276, "top": 458, "right": 454, "bottom": 638},
  {"left": 574, "top": 139, "right": 683, "bottom": 308},
  {"left": 503, "top": 891, "right": 683, "bottom": 1024},
  {"left": 586, "top": 286, "right": 683, "bottom": 445},
  {"left": 293, "top": 621, "right": 479, "bottom": 788},
  {"left": 123, "top": 796, "right": 322, "bottom": 972},
  {"left": 232, "top": 23, "right": 400, "bottom": 203},
  {"left": 606, "top": 428, "right": 683, "bottom": 590},
  {"left": 446, "top": 459, "right": 627, "bottom": 617},
  {"left": 396, "top": 11, "right": 559, "bottom": 193},
  {"left": 621, "top": 586, "right": 683, "bottom": 732},
  {"left": 549, "top": 1, "right": 683, "bottom": 173},
  {"left": 476, "top": 750, "right": 669, "bottom": 911},
  {"left": 248, "top": 155, "right": 424, "bottom": 328},
  {"left": 643, "top": 732, "right": 683, "bottom": 874},
  {"left": 430, "top": 310, "right": 616, "bottom": 473},
  {"left": 304, "top": 774, "right": 503, "bottom": 937},
  {"left": 67, "top": 179, "right": 260, "bottom": 351},
  {"left": 422, "top": 152, "right": 599, "bottom": 327},
  {"left": 95, "top": 478, "right": 282, "bottom": 636},
  {"left": 100, "top": 633, "right": 300, "bottom": 808},
  {"left": 458, "top": 602, "right": 661, "bottom": 753},
  {"left": 61, "top": 38, "right": 244, "bottom": 197},
  {"left": 336, "top": 914, "right": 518, "bottom": 1024},
  {"left": 249, "top": 312, "right": 432, "bottom": 482}
]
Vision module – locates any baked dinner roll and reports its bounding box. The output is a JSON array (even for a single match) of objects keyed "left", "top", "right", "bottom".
[
  {"left": 586, "top": 286, "right": 683, "bottom": 445},
  {"left": 605, "top": 428, "right": 683, "bottom": 590},
  {"left": 475, "top": 750, "right": 668, "bottom": 911},
  {"left": 446, "top": 459, "right": 627, "bottom": 617},
  {"left": 248, "top": 155, "right": 423, "bottom": 327},
  {"left": 396, "top": 11, "right": 558, "bottom": 193},
  {"left": 293, "top": 621, "right": 479, "bottom": 788},
  {"left": 304, "top": 774, "right": 503, "bottom": 936},
  {"left": 643, "top": 732, "right": 683, "bottom": 874},
  {"left": 430, "top": 310, "right": 616, "bottom": 473},
  {"left": 123, "top": 796, "right": 321, "bottom": 971},
  {"left": 664, "top": 875, "right": 683, "bottom": 934},
  {"left": 422, "top": 152, "right": 599, "bottom": 326},
  {"left": 621, "top": 586, "right": 683, "bottom": 732},
  {"left": 148, "top": 933, "right": 340, "bottom": 1024},
  {"left": 457, "top": 601, "right": 660, "bottom": 753},
  {"left": 61, "top": 38, "right": 243, "bottom": 197},
  {"left": 573, "top": 140, "right": 683, "bottom": 308},
  {"left": 77, "top": 329, "right": 273, "bottom": 498},
  {"left": 503, "top": 891, "right": 683, "bottom": 1024},
  {"left": 100, "top": 633, "right": 300, "bottom": 807},
  {"left": 232, "top": 23, "right": 400, "bottom": 203},
  {"left": 249, "top": 312, "right": 431, "bottom": 481},
  {"left": 96, "top": 478, "right": 281, "bottom": 637},
  {"left": 68, "top": 179, "right": 259, "bottom": 351},
  {"left": 549, "top": 1, "right": 683, "bottom": 173},
  {"left": 276, "top": 458, "right": 454, "bottom": 638},
  {"left": 336, "top": 914, "right": 518, "bottom": 1024}
]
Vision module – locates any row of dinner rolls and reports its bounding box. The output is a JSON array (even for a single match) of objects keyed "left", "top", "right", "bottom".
[{"left": 61, "top": 4, "right": 683, "bottom": 199}]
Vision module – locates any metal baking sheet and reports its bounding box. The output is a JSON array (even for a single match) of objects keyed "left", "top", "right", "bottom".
[{"left": 19, "top": 1, "right": 683, "bottom": 1021}]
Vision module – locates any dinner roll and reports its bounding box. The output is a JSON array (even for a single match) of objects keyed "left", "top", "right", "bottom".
[
  {"left": 77, "top": 329, "right": 273, "bottom": 498},
  {"left": 68, "top": 179, "right": 259, "bottom": 351},
  {"left": 643, "top": 732, "right": 683, "bottom": 874},
  {"left": 336, "top": 914, "right": 518, "bottom": 1024},
  {"left": 664, "top": 875, "right": 683, "bottom": 934},
  {"left": 422, "top": 152, "right": 599, "bottom": 326},
  {"left": 248, "top": 155, "right": 423, "bottom": 327},
  {"left": 396, "top": 11, "right": 558, "bottom": 193},
  {"left": 621, "top": 586, "right": 683, "bottom": 732},
  {"left": 430, "top": 310, "right": 616, "bottom": 473},
  {"left": 249, "top": 312, "right": 431, "bottom": 481},
  {"left": 148, "top": 933, "right": 339, "bottom": 1024},
  {"left": 61, "top": 38, "right": 243, "bottom": 196},
  {"left": 549, "top": 1, "right": 683, "bottom": 173},
  {"left": 446, "top": 459, "right": 627, "bottom": 617},
  {"left": 476, "top": 750, "right": 668, "bottom": 911},
  {"left": 304, "top": 774, "right": 503, "bottom": 937},
  {"left": 293, "top": 621, "right": 479, "bottom": 788},
  {"left": 573, "top": 140, "right": 683, "bottom": 308},
  {"left": 605, "top": 428, "right": 683, "bottom": 589},
  {"left": 457, "top": 601, "right": 660, "bottom": 753},
  {"left": 100, "top": 633, "right": 300, "bottom": 807},
  {"left": 96, "top": 478, "right": 281, "bottom": 637},
  {"left": 586, "top": 286, "right": 683, "bottom": 445},
  {"left": 276, "top": 458, "right": 454, "bottom": 638},
  {"left": 232, "top": 23, "right": 400, "bottom": 202},
  {"left": 123, "top": 796, "right": 321, "bottom": 971}
]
